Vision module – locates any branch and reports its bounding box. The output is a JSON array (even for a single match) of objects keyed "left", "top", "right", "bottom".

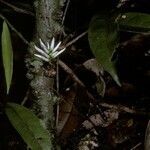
[
  {"left": 58, "top": 60, "right": 85, "bottom": 87},
  {"left": 0, "top": 14, "right": 31, "bottom": 47},
  {"left": 66, "top": 31, "right": 87, "bottom": 48},
  {"left": 0, "top": 0, "right": 34, "bottom": 16},
  {"left": 58, "top": 60, "right": 106, "bottom": 120},
  {"left": 62, "top": 0, "right": 70, "bottom": 25}
]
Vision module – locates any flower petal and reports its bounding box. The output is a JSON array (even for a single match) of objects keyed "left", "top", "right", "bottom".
[
  {"left": 34, "top": 54, "right": 49, "bottom": 62},
  {"left": 50, "top": 37, "right": 55, "bottom": 49},
  {"left": 39, "top": 39, "right": 49, "bottom": 53},
  {"left": 53, "top": 41, "right": 61, "bottom": 52},
  {"left": 34, "top": 45, "right": 49, "bottom": 58},
  {"left": 52, "top": 48, "right": 66, "bottom": 58}
]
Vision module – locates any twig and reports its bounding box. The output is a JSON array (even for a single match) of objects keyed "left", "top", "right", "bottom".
[
  {"left": 130, "top": 142, "right": 142, "bottom": 150},
  {"left": 58, "top": 60, "right": 85, "bottom": 87},
  {"left": 0, "top": 0, "right": 34, "bottom": 16},
  {"left": 65, "top": 31, "right": 88, "bottom": 48},
  {"left": 58, "top": 60, "right": 107, "bottom": 120},
  {"left": 0, "top": 14, "right": 31, "bottom": 47},
  {"left": 56, "top": 58, "right": 60, "bottom": 128},
  {"left": 56, "top": 0, "right": 70, "bottom": 127},
  {"left": 120, "top": 29, "right": 150, "bottom": 34},
  {"left": 21, "top": 89, "right": 30, "bottom": 105},
  {"left": 62, "top": 0, "right": 70, "bottom": 25}
]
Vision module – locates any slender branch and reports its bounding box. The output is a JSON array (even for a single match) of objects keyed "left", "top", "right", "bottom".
[
  {"left": 62, "top": 0, "right": 70, "bottom": 25},
  {"left": 58, "top": 60, "right": 106, "bottom": 121},
  {"left": 56, "top": 0, "right": 71, "bottom": 128},
  {"left": 21, "top": 89, "right": 30, "bottom": 105},
  {"left": 56, "top": 58, "right": 60, "bottom": 128},
  {"left": 0, "top": 0, "right": 34, "bottom": 16},
  {"left": 58, "top": 60, "right": 85, "bottom": 87},
  {"left": 0, "top": 14, "right": 31, "bottom": 47},
  {"left": 65, "top": 31, "right": 87, "bottom": 48},
  {"left": 130, "top": 142, "right": 142, "bottom": 150}
]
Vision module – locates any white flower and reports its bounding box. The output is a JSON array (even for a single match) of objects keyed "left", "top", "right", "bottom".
[{"left": 34, "top": 37, "right": 66, "bottom": 62}]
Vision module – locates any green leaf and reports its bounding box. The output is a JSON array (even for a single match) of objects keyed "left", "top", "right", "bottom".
[
  {"left": 5, "top": 102, "right": 52, "bottom": 150},
  {"left": 88, "top": 14, "right": 121, "bottom": 86},
  {"left": 1, "top": 21, "right": 13, "bottom": 94},
  {"left": 118, "top": 12, "right": 150, "bottom": 32}
]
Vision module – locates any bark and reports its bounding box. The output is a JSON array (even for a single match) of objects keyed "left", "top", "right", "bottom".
[{"left": 25, "top": 0, "right": 64, "bottom": 149}]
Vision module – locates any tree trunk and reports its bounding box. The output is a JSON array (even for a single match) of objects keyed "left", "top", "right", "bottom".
[{"left": 26, "top": 0, "right": 64, "bottom": 149}]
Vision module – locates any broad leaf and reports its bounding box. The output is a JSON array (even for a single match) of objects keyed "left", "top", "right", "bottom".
[
  {"left": 1, "top": 21, "right": 13, "bottom": 94},
  {"left": 118, "top": 12, "right": 150, "bottom": 32},
  {"left": 5, "top": 102, "right": 52, "bottom": 150},
  {"left": 88, "top": 14, "right": 121, "bottom": 86}
]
